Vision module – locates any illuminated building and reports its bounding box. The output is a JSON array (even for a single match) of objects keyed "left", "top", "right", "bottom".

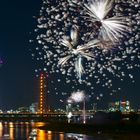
[
  {"left": 17, "top": 107, "right": 29, "bottom": 113},
  {"left": 66, "top": 101, "right": 73, "bottom": 114},
  {"left": 108, "top": 101, "right": 120, "bottom": 112},
  {"left": 120, "top": 100, "right": 130, "bottom": 112},
  {"left": 108, "top": 100, "right": 131, "bottom": 112},
  {"left": 29, "top": 103, "right": 38, "bottom": 113}
]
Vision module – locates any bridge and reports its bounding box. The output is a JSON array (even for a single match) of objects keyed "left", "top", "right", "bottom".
[
  {"left": 0, "top": 113, "right": 67, "bottom": 121},
  {"left": 0, "top": 112, "right": 139, "bottom": 121}
]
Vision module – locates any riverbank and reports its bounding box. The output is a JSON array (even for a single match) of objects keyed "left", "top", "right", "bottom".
[{"left": 39, "top": 121, "right": 140, "bottom": 136}]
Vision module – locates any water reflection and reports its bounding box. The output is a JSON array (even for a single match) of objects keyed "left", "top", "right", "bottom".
[
  {"left": 0, "top": 121, "right": 139, "bottom": 140},
  {"left": 0, "top": 122, "right": 2, "bottom": 138},
  {"left": 9, "top": 122, "right": 14, "bottom": 139},
  {"left": 59, "top": 132, "right": 64, "bottom": 140},
  {"left": 37, "top": 129, "right": 46, "bottom": 140},
  {"left": 48, "top": 131, "right": 52, "bottom": 140}
]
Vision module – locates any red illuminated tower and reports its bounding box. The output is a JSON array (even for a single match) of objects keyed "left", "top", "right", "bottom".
[{"left": 39, "top": 73, "right": 45, "bottom": 114}]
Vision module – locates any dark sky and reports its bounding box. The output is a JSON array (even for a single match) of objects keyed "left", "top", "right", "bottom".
[
  {"left": 0, "top": 0, "right": 42, "bottom": 110},
  {"left": 0, "top": 0, "right": 140, "bottom": 110}
]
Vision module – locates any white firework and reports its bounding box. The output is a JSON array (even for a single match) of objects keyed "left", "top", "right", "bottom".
[
  {"left": 59, "top": 25, "right": 100, "bottom": 80},
  {"left": 84, "top": 0, "right": 127, "bottom": 43},
  {"left": 32, "top": 0, "right": 140, "bottom": 100},
  {"left": 70, "top": 91, "right": 85, "bottom": 103}
]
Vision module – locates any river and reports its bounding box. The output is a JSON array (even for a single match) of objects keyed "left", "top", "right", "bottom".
[{"left": 0, "top": 121, "right": 140, "bottom": 140}]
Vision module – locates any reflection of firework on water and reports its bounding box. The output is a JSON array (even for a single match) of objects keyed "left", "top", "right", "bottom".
[{"left": 30, "top": 0, "right": 140, "bottom": 101}]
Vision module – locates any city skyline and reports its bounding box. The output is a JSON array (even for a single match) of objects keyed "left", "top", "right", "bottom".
[{"left": 0, "top": 0, "right": 140, "bottom": 110}]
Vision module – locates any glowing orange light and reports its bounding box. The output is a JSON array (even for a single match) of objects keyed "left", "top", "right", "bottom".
[{"left": 39, "top": 73, "right": 45, "bottom": 114}]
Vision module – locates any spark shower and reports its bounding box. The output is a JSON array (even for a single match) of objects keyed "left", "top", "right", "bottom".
[{"left": 30, "top": 0, "right": 140, "bottom": 102}]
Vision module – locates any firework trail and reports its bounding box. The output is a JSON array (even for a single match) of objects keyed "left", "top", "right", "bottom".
[{"left": 30, "top": 0, "right": 140, "bottom": 102}]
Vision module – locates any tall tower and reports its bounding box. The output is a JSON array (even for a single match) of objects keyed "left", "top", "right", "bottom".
[{"left": 39, "top": 73, "right": 45, "bottom": 114}]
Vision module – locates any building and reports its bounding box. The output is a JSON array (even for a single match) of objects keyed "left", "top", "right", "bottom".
[
  {"left": 108, "top": 101, "right": 120, "bottom": 112},
  {"left": 108, "top": 100, "right": 131, "bottom": 112},
  {"left": 17, "top": 107, "right": 29, "bottom": 113},
  {"left": 93, "top": 103, "right": 97, "bottom": 112},
  {"left": 29, "top": 103, "right": 38, "bottom": 113},
  {"left": 120, "top": 100, "right": 130, "bottom": 112},
  {"left": 66, "top": 102, "right": 73, "bottom": 114}
]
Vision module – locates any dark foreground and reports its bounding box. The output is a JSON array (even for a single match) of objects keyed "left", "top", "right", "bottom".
[{"left": 39, "top": 121, "right": 140, "bottom": 137}]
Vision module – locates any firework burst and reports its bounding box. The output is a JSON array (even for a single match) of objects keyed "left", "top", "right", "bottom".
[
  {"left": 59, "top": 25, "right": 100, "bottom": 79},
  {"left": 84, "top": 0, "right": 128, "bottom": 43},
  {"left": 70, "top": 91, "right": 85, "bottom": 103},
  {"left": 30, "top": 0, "right": 140, "bottom": 103}
]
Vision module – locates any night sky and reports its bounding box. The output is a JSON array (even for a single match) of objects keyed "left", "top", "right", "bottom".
[
  {"left": 0, "top": 0, "right": 140, "bottom": 110},
  {"left": 0, "top": 0, "right": 42, "bottom": 110}
]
